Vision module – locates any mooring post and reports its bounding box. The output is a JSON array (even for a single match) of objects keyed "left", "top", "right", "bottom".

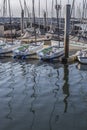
[
  {"left": 64, "top": 4, "right": 71, "bottom": 61},
  {"left": 21, "top": 9, "right": 24, "bottom": 34}
]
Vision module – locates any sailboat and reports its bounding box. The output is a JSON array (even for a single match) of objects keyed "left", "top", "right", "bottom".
[
  {"left": 13, "top": 0, "right": 44, "bottom": 59},
  {"left": 70, "top": 0, "right": 87, "bottom": 48},
  {"left": 37, "top": 0, "right": 64, "bottom": 60},
  {"left": 0, "top": 0, "right": 21, "bottom": 57}
]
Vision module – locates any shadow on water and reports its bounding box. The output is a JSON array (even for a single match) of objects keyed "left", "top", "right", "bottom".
[{"left": 63, "top": 64, "right": 70, "bottom": 113}]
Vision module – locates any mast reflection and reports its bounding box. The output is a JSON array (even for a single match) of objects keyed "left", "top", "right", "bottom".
[
  {"left": 63, "top": 64, "right": 70, "bottom": 113},
  {"left": 30, "top": 65, "right": 37, "bottom": 130},
  {"left": 6, "top": 62, "right": 15, "bottom": 120},
  {"left": 49, "top": 69, "right": 60, "bottom": 130}
]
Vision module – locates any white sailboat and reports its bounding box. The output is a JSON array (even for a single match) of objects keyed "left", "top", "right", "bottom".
[
  {"left": 38, "top": 0, "right": 64, "bottom": 61},
  {"left": 0, "top": 0, "right": 21, "bottom": 57},
  {"left": 13, "top": 0, "right": 44, "bottom": 59}
]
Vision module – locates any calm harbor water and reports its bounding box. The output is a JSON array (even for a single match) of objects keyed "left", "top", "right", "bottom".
[{"left": 0, "top": 58, "right": 87, "bottom": 130}]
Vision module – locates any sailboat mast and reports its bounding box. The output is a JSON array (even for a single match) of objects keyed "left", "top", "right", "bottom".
[
  {"left": 46, "top": 0, "right": 48, "bottom": 31},
  {"left": 3, "top": 0, "right": 7, "bottom": 23},
  {"left": 68, "top": 0, "right": 70, "bottom": 4},
  {"left": 24, "top": 0, "right": 27, "bottom": 17},
  {"left": 51, "top": 0, "right": 53, "bottom": 28},
  {"left": 59, "top": 0, "right": 61, "bottom": 30},
  {"left": 24, "top": 0, "right": 28, "bottom": 28},
  {"left": 55, "top": 0, "right": 60, "bottom": 44},
  {"left": 8, "top": 0, "right": 13, "bottom": 42},
  {"left": 32, "top": 0, "right": 36, "bottom": 43},
  {"left": 3, "top": 0, "right": 6, "bottom": 17},
  {"left": 38, "top": 0, "right": 40, "bottom": 29}
]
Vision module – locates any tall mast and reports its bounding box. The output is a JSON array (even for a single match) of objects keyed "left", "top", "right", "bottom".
[
  {"left": 3, "top": 0, "right": 7, "bottom": 17},
  {"left": 24, "top": 0, "right": 27, "bottom": 17},
  {"left": 68, "top": 0, "right": 70, "bottom": 4},
  {"left": 82, "top": 0, "right": 85, "bottom": 19},
  {"left": 59, "top": 0, "right": 62, "bottom": 30},
  {"left": 24, "top": 0, "right": 29, "bottom": 28},
  {"left": 46, "top": 0, "right": 48, "bottom": 31},
  {"left": 32, "top": 0, "right": 36, "bottom": 42},
  {"left": 51, "top": 0, "right": 54, "bottom": 28},
  {"left": 55, "top": 0, "right": 61, "bottom": 45},
  {"left": 71, "top": 0, "right": 75, "bottom": 18},
  {"left": 19, "top": 0, "right": 24, "bottom": 34},
  {"left": 38, "top": 0, "right": 40, "bottom": 29},
  {"left": 3, "top": 0, "right": 7, "bottom": 24},
  {"left": 8, "top": 0, "right": 13, "bottom": 42}
]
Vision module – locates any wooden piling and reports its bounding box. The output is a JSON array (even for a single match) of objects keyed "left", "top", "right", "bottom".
[{"left": 64, "top": 4, "right": 71, "bottom": 60}]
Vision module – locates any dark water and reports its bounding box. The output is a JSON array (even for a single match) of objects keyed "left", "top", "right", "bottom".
[{"left": 0, "top": 58, "right": 87, "bottom": 130}]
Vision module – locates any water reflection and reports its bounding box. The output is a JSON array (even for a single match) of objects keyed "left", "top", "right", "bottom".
[
  {"left": 76, "top": 63, "right": 87, "bottom": 71},
  {"left": 49, "top": 69, "right": 60, "bottom": 130},
  {"left": 1, "top": 57, "right": 87, "bottom": 130},
  {"left": 63, "top": 64, "right": 70, "bottom": 113},
  {"left": 6, "top": 62, "right": 15, "bottom": 120},
  {"left": 30, "top": 65, "right": 37, "bottom": 130},
  {"left": 0, "top": 57, "right": 12, "bottom": 63},
  {"left": 48, "top": 64, "right": 70, "bottom": 130}
]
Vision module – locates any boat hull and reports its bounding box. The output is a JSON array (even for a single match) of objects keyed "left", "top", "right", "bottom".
[
  {"left": 0, "top": 41, "right": 21, "bottom": 57},
  {"left": 0, "top": 51, "right": 12, "bottom": 57},
  {"left": 70, "top": 40, "right": 87, "bottom": 48},
  {"left": 13, "top": 42, "right": 44, "bottom": 59},
  {"left": 37, "top": 46, "right": 64, "bottom": 60},
  {"left": 78, "top": 56, "right": 87, "bottom": 64}
]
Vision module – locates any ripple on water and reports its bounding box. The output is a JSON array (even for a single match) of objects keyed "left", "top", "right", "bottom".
[{"left": 0, "top": 59, "right": 87, "bottom": 130}]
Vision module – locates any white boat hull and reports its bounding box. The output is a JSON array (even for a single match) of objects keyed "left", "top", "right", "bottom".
[
  {"left": 78, "top": 56, "right": 87, "bottom": 64},
  {"left": 13, "top": 42, "right": 44, "bottom": 59},
  {"left": 70, "top": 40, "right": 87, "bottom": 48},
  {"left": 0, "top": 40, "right": 21, "bottom": 57},
  {"left": 37, "top": 46, "right": 64, "bottom": 60}
]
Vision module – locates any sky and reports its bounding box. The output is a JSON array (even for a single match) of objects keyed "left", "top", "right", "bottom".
[{"left": 0, "top": 0, "right": 84, "bottom": 17}]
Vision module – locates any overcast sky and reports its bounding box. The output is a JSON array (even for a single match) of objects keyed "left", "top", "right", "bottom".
[{"left": 0, "top": 0, "right": 83, "bottom": 17}]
